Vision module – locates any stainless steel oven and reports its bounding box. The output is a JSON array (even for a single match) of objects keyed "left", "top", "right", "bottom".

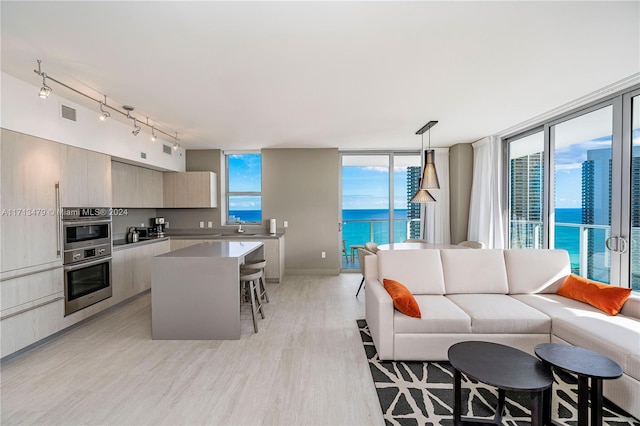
[
  {"left": 62, "top": 208, "right": 112, "bottom": 316},
  {"left": 64, "top": 256, "right": 112, "bottom": 316}
]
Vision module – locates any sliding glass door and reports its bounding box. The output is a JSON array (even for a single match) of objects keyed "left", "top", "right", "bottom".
[
  {"left": 340, "top": 152, "right": 420, "bottom": 270},
  {"left": 507, "top": 84, "right": 640, "bottom": 291},
  {"left": 551, "top": 105, "right": 614, "bottom": 281}
]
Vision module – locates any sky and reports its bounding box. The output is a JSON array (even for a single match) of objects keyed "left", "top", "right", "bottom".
[{"left": 342, "top": 166, "right": 413, "bottom": 210}]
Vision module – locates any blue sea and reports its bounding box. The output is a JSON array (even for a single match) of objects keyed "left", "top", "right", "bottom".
[{"left": 232, "top": 207, "right": 583, "bottom": 264}]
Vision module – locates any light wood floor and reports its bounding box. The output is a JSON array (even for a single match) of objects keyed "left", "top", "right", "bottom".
[{"left": 1, "top": 274, "right": 383, "bottom": 425}]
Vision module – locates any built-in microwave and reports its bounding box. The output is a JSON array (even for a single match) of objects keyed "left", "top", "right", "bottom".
[{"left": 62, "top": 208, "right": 111, "bottom": 251}]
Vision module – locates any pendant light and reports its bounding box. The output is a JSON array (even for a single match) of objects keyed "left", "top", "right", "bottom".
[
  {"left": 410, "top": 120, "right": 439, "bottom": 203},
  {"left": 418, "top": 121, "right": 440, "bottom": 190}
]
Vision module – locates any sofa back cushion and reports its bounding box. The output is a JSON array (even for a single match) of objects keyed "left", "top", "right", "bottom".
[
  {"left": 378, "top": 249, "right": 445, "bottom": 294},
  {"left": 440, "top": 249, "right": 508, "bottom": 294},
  {"left": 504, "top": 249, "right": 571, "bottom": 294}
]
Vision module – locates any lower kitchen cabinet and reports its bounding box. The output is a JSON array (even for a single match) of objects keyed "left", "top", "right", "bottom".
[
  {"left": 112, "top": 240, "right": 171, "bottom": 303},
  {"left": 0, "top": 267, "right": 64, "bottom": 358}
]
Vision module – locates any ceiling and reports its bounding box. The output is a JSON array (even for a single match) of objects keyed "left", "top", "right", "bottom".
[{"left": 1, "top": 1, "right": 639, "bottom": 151}]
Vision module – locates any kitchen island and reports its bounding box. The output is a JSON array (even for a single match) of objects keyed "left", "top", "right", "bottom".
[{"left": 151, "top": 241, "right": 264, "bottom": 340}]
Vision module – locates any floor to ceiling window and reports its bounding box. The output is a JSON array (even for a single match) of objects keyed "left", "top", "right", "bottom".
[
  {"left": 506, "top": 85, "right": 640, "bottom": 291},
  {"left": 552, "top": 106, "right": 613, "bottom": 281},
  {"left": 509, "top": 130, "right": 544, "bottom": 249},
  {"left": 340, "top": 152, "right": 421, "bottom": 270}
]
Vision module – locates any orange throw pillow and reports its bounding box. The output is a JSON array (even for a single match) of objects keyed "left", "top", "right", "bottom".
[
  {"left": 383, "top": 279, "right": 421, "bottom": 318},
  {"left": 557, "top": 274, "right": 631, "bottom": 315}
]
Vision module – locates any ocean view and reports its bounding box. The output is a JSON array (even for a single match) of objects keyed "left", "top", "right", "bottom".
[{"left": 232, "top": 208, "right": 585, "bottom": 261}]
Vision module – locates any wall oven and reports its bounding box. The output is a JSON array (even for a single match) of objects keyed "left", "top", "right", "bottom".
[{"left": 62, "top": 208, "right": 112, "bottom": 316}]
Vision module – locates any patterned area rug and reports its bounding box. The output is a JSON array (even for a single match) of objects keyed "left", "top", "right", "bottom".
[{"left": 357, "top": 320, "right": 639, "bottom": 426}]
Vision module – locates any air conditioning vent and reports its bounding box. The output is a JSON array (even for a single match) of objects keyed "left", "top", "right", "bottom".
[
  {"left": 141, "top": 152, "right": 147, "bottom": 159},
  {"left": 61, "top": 104, "right": 77, "bottom": 121},
  {"left": 163, "top": 144, "right": 172, "bottom": 154}
]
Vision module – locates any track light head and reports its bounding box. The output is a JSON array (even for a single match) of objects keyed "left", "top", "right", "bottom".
[
  {"left": 173, "top": 142, "right": 180, "bottom": 150},
  {"left": 99, "top": 101, "right": 111, "bottom": 121},
  {"left": 132, "top": 118, "right": 141, "bottom": 136},
  {"left": 38, "top": 74, "right": 52, "bottom": 99},
  {"left": 151, "top": 127, "right": 157, "bottom": 141}
]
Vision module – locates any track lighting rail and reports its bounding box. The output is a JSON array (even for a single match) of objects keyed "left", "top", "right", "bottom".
[{"left": 33, "top": 59, "right": 179, "bottom": 142}]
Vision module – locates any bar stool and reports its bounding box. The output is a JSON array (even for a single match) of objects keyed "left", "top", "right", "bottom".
[
  {"left": 239, "top": 268, "right": 264, "bottom": 333},
  {"left": 241, "top": 259, "right": 269, "bottom": 303}
]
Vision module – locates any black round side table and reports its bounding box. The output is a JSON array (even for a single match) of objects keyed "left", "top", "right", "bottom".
[
  {"left": 535, "top": 343, "right": 623, "bottom": 426},
  {"left": 448, "top": 341, "right": 553, "bottom": 426}
]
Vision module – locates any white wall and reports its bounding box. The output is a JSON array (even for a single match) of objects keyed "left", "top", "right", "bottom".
[{"left": 0, "top": 72, "right": 185, "bottom": 171}]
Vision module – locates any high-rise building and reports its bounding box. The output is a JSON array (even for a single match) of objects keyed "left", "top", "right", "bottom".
[
  {"left": 407, "top": 166, "right": 421, "bottom": 239},
  {"left": 509, "top": 152, "right": 543, "bottom": 248}
]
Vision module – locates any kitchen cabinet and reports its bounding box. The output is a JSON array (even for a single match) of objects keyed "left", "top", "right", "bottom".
[
  {"left": 111, "top": 161, "right": 163, "bottom": 208},
  {"left": 163, "top": 172, "right": 217, "bottom": 208},
  {"left": 0, "top": 266, "right": 64, "bottom": 358},
  {"left": 1, "top": 129, "right": 62, "bottom": 273},
  {"left": 112, "top": 240, "right": 171, "bottom": 303},
  {"left": 59, "top": 144, "right": 112, "bottom": 207},
  {"left": 263, "top": 236, "right": 285, "bottom": 282}
]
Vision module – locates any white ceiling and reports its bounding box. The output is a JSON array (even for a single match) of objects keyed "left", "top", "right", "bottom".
[{"left": 2, "top": 1, "right": 639, "bottom": 151}]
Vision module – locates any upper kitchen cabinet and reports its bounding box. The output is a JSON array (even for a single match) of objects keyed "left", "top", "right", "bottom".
[
  {"left": 111, "top": 161, "right": 163, "bottom": 208},
  {"left": 1, "top": 129, "right": 62, "bottom": 273},
  {"left": 59, "top": 144, "right": 112, "bottom": 207},
  {"left": 163, "top": 172, "right": 217, "bottom": 208}
]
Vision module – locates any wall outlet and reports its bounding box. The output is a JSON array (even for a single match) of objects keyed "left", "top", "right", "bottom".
[
  {"left": 283, "top": 220, "right": 288, "bottom": 228},
  {"left": 165, "top": 222, "right": 169, "bottom": 228},
  {"left": 321, "top": 251, "right": 326, "bottom": 258},
  {"left": 207, "top": 221, "right": 213, "bottom": 228},
  {"left": 141, "top": 223, "right": 145, "bottom": 227},
  {"left": 199, "top": 221, "right": 204, "bottom": 228}
]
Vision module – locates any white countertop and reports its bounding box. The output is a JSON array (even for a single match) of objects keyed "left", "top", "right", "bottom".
[{"left": 156, "top": 241, "right": 263, "bottom": 258}]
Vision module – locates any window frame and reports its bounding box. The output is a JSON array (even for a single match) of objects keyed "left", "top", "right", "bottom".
[{"left": 225, "top": 151, "right": 262, "bottom": 225}]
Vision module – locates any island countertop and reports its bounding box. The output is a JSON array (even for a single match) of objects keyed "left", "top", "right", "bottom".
[
  {"left": 156, "top": 240, "right": 263, "bottom": 259},
  {"left": 151, "top": 241, "right": 264, "bottom": 340}
]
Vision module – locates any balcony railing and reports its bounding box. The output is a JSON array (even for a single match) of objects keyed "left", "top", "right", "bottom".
[
  {"left": 510, "top": 220, "right": 613, "bottom": 282},
  {"left": 342, "top": 218, "right": 420, "bottom": 247}
]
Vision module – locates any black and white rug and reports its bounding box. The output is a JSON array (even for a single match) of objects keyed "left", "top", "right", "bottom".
[{"left": 357, "top": 320, "right": 639, "bottom": 426}]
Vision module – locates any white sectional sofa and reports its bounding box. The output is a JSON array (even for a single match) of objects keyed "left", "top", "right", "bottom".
[{"left": 364, "top": 248, "right": 640, "bottom": 419}]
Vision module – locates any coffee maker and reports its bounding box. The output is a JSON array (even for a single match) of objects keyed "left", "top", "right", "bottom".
[{"left": 150, "top": 217, "right": 166, "bottom": 237}]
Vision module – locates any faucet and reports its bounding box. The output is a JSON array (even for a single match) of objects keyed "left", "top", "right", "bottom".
[{"left": 237, "top": 221, "right": 245, "bottom": 233}]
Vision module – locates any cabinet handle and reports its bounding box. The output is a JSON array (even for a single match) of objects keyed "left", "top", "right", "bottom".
[
  {"left": 55, "top": 181, "right": 61, "bottom": 257},
  {"left": 0, "top": 296, "right": 64, "bottom": 321}
]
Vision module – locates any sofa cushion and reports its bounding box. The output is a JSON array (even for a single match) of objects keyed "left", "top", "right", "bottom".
[
  {"left": 504, "top": 249, "right": 570, "bottom": 294},
  {"left": 440, "top": 249, "right": 508, "bottom": 294},
  {"left": 394, "top": 295, "right": 472, "bottom": 334},
  {"left": 557, "top": 274, "right": 632, "bottom": 315},
  {"left": 552, "top": 315, "right": 640, "bottom": 379},
  {"left": 511, "top": 294, "right": 607, "bottom": 318},
  {"left": 383, "top": 279, "right": 421, "bottom": 318},
  {"left": 446, "top": 294, "right": 551, "bottom": 334},
  {"left": 378, "top": 249, "right": 445, "bottom": 294}
]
